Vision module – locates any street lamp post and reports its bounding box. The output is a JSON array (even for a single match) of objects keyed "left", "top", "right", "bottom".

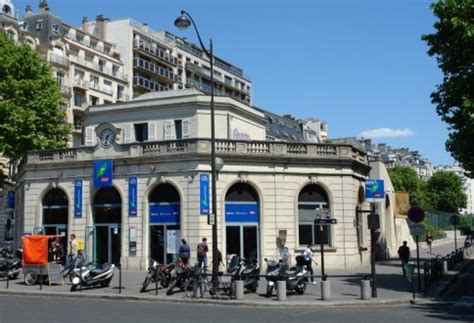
[{"left": 175, "top": 11, "right": 219, "bottom": 281}]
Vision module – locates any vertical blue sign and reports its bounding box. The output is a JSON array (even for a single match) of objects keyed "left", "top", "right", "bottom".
[
  {"left": 365, "top": 179, "right": 385, "bottom": 202},
  {"left": 129, "top": 177, "right": 137, "bottom": 217},
  {"left": 200, "top": 173, "right": 209, "bottom": 215},
  {"left": 74, "top": 180, "right": 82, "bottom": 218},
  {"left": 93, "top": 160, "right": 113, "bottom": 187},
  {"left": 6, "top": 191, "right": 15, "bottom": 210}
]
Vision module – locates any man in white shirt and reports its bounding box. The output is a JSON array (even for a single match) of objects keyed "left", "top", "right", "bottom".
[{"left": 303, "top": 244, "right": 317, "bottom": 284}]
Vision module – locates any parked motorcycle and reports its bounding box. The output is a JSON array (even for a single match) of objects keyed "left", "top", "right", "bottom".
[
  {"left": 140, "top": 259, "right": 175, "bottom": 292},
  {"left": 0, "top": 246, "right": 22, "bottom": 280},
  {"left": 240, "top": 258, "right": 260, "bottom": 293},
  {"left": 264, "top": 255, "right": 308, "bottom": 297},
  {"left": 70, "top": 263, "right": 115, "bottom": 291},
  {"left": 166, "top": 263, "right": 194, "bottom": 295},
  {"left": 222, "top": 254, "right": 243, "bottom": 297}
]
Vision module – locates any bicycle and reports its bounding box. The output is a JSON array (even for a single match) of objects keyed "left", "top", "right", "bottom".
[{"left": 185, "top": 267, "right": 216, "bottom": 298}]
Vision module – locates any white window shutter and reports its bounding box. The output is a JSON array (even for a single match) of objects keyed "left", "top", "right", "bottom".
[
  {"left": 164, "top": 120, "right": 173, "bottom": 140},
  {"left": 85, "top": 126, "right": 95, "bottom": 146},
  {"left": 148, "top": 121, "right": 156, "bottom": 141},
  {"left": 123, "top": 124, "right": 131, "bottom": 143},
  {"left": 182, "top": 119, "right": 190, "bottom": 138}
]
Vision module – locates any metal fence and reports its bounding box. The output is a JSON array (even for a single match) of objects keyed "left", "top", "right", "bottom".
[{"left": 425, "top": 212, "right": 474, "bottom": 230}]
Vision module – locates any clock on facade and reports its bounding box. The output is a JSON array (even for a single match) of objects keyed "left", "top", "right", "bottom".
[{"left": 99, "top": 128, "right": 115, "bottom": 147}]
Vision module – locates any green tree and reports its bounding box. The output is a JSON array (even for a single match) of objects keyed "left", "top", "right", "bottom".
[
  {"left": 0, "top": 34, "right": 70, "bottom": 177},
  {"left": 422, "top": 0, "right": 474, "bottom": 177},
  {"left": 426, "top": 170, "right": 467, "bottom": 212},
  {"left": 387, "top": 166, "right": 430, "bottom": 209}
]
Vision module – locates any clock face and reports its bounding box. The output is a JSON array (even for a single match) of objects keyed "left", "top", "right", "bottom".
[{"left": 99, "top": 128, "right": 115, "bottom": 147}]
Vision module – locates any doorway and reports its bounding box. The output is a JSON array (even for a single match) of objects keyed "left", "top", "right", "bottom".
[
  {"left": 149, "top": 224, "right": 180, "bottom": 264},
  {"left": 94, "top": 224, "right": 121, "bottom": 265},
  {"left": 226, "top": 225, "right": 258, "bottom": 261}
]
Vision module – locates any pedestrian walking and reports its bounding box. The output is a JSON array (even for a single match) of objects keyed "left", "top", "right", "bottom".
[
  {"left": 425, "top": 232, "right": 433, "bottom": 254},
  {"left": 67, "top": 234, "right": 78, "bottom": 267},
  {"left": 197, "top": 237, "right": 208, "bottom": 269},
  {"left": 302, "top": 244, "right": 317, "bottom": 284},
  {"left": 178, "top": 239, "right": 190, "bottom": 266},
  {"left": 50, "top": 238, "right": 64, "bottom": 264},
  {"left": 397, "top": 241, "right": 411, "bottom": 276}
]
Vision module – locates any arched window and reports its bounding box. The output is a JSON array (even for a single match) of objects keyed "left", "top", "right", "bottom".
[
  {"left": 6, "top": 29, "right": 16, "bottom": 41},
  {"left": 42, "top": 188, "right": 68, "bottom": 225},
  {"left": 298, "top": 184, "right": 331, "bottom": 246},
  {"left": 2, "top": 5, "right": 11, "bottom": 15}
]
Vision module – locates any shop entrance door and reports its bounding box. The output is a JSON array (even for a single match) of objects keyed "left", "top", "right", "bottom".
[
  {"left": 94, "top": 224, "right": 121, "bottom": 265},
  {"left": 149, "top": 225, "right": 180, "bottom": 264},
  {"left": 226, "top": 225, "right": 259, "bottom": 261}
]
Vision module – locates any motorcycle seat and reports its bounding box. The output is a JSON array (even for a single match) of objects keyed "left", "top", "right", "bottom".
[{"left": 90, "top": 264, "right": 113, "bottom": 276}]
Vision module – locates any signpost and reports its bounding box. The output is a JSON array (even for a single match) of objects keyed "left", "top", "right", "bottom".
[
  {"left": 407, "top": 206, "right": 425, "bottom": 292},
  {"left": 450, "top": 214, "right": 460, "bottom": 251},
  {"left": 314, "top": 209, "right": 336, "bottom": 281}
]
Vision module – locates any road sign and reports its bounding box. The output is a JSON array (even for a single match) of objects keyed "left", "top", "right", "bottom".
[
  {"left": 410, "top": 224, "right": 424, "bottom": 236},
  {"left": 449, "top": 214, "right": 460, "bottom": 226},
  {"left": 368, "top": 213, "right": 380, "bottom": 230},
  {"left": 407, "top": 206, "right": 425, "bottom": 223},
  {"left": 365, "top": 179, "right": 385, "bottom": 202},
  {"left": 314, "top": 218, "right": 337, "bottom": 225}
]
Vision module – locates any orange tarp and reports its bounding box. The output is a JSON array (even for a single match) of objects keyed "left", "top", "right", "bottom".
[{"left": 22, "top": 235, "right": 59, "bottom": 265}]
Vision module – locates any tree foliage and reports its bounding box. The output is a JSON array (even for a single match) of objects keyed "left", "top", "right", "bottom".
[
  {"left": 422, "top": 0, "right": 474, "bottom": 177},
  {"left": 387, "top": 166, "right": 430, "bottom": 209},
  {"left": 426, "top": 170, "right": 467, "bottom": 212},
  {"left": 0, "top": 34, "right": 70, "bottom": 163}
]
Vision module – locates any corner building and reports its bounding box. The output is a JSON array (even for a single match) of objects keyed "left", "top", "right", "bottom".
[{"left": 15, "top": 90, "right": 370, "bottom": 270}]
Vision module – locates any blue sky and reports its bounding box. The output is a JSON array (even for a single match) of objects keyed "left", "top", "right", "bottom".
[{"left": 13, "top": 0, "right": 453, "bottom": 165}]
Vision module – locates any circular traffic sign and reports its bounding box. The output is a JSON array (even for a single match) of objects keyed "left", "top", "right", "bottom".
[
  {"left": 407, "top": 206, "right": 425, "bottom": 223},
  {"left": 449, "top": 214, "right": 460, "bottom": 226}
]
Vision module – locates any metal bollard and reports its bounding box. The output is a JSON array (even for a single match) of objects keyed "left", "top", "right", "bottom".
[
  {"left": 277, "top": 280, "right": 286, "bottom": 301},
  {"left": 235, "top": 280, "right": 244, "bottom": 300},
  {"left": 321, "top": 280, "right": 331, "bottom": 301},
  {"left": 443, "top": 259, "right": 448, "bottom": 274},
  {"left": 361, "top": 279, "right": 371, "bottom": 300},
  {"left": 6, "top": 262, "right": 9, "bottom": 289},
  {"left": 118, "top": 264, "right": 122, "bottom": 294}
]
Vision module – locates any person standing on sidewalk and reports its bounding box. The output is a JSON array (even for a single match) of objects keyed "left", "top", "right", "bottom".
[
  {"left": 425, "top": 232, "right": 433, "bottom": 254},
  {"left": 178, "top": 239, "right": 190, "bottom": 266},
  {"left": 302, "top": 244, "right": 317, "bottom": 284},
  {"left": 197, "top": 237, "right": 208, "bottom": 269},
  {"left": 397, "top": 241, "right": 410, "bottom": 276}
]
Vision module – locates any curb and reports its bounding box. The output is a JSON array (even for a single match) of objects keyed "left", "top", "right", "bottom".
[{"left": 0, "top": 289, "right": 414, "bottom": 308}]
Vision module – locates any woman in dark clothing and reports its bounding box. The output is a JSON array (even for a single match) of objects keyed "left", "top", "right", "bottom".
[{"left": 178, "top": 239, "right": 191, "bottom": 266}]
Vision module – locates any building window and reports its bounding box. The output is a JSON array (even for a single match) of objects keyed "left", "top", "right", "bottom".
[
  {"left": 5, "top": 30, "right": 15, "bottom": 40},
  {"left": 74, "top": 92, "right": 84, "bottom": 107},
  {"left": 56, "top": 71, "right": 65, "bottom": 86},
  {"left": 36, "top": 19, "right": 43, "bottom": 30},
  {"left": 98, "top": 59, "right": 105, "bottom": 72},
  {"left": 134, "top": 123, "right": 148, "bottom": 142},
  {"left": 73, "top": 114, "right": 82, "bottom": 130},
  {"left": 90, "top": 96, "right": 99, "bottom": 106},
  {"left": 58, "top": 102, "right": 66, "bottom": 111},
  {"left": 75, "top": 33, "right": 84, "bottom": 44},
  {"left": 298, "top": 184, "right": 331, "bottom": 247},
  {"left": 174, "top": 120, "right": 182, "bottom": 140},
  {"left": 90, "top": 75, "right": 99, "bottom": 89},
  {"left": 112, "top": 65, "right": 119, "bottom": 77}
]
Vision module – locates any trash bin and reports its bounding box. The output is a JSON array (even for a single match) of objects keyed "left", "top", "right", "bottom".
[{"left": 404, "top": 262, "right": 415, "bottom": 283}]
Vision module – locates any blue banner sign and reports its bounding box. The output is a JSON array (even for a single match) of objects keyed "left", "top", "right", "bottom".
[
  {"left": 225, "top": 202, "right": 259, "bottom": 223},
  {"left": 6, "top": 191, "right": 15, "bottom": 210},
  {"left": 200, "top": 174, "right": 210, "bottom": 215},
  {"left": 129, "top": 177, "right": 137, "bottom": 217},
  {"left": 74, "top": 180, "right": 82, "bottom": 218},
  {"left": 93, "top": 160, "right": 113, "bottom": 187},
  {"left": 149, "top": 203, "right": 180, "bottom": 224},
  {"left": 365, "top": 179, "right": 385, "bottom": 201}
]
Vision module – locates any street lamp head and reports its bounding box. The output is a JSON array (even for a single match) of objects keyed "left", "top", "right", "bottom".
[{"left": 174, "top": 12, "right": 191, "bottom": 30}]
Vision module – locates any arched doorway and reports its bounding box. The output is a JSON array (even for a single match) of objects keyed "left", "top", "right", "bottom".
[
  {"left": 93, "top": 187, "right": 121, "bottom": 265},
  {"left": 298, "top": 184, "right": 331, "bottom": 247},
  {"left": 148, "top": 184, "right": 180, "bottom": 264},
  {"left": 225, "top": 183, "right": 259, "bottom": 261},
  {"left": 42, "top": 188, "right": 68, "bottom": 252}
]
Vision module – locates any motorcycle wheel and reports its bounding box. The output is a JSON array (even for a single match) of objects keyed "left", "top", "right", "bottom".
[
  {"left": 9, "top": 272, "right": 19, "bottom": 280},
  {"left": 166, "top": 278, "right": 177, "bottom": 295},
  {"left": 70, "top": 284, "right": 78, "bottom": 292},
  {"left": 266, "top": 285, "right": 274, "bottom": 297},
  {"left": 24, "top": 270, "right": 38, "bottom": 286},
  {"left": 295, "top": 282, "right": 307, "bottom": 295},
  {"left": 100, "top": 278, "right": 112, "bottom": 287},
  {"left": 140, "top": 277, "right": 151, "bottom": 293},
  {"left": 248, "top": 282, "right": 258, "bottom": 293}
]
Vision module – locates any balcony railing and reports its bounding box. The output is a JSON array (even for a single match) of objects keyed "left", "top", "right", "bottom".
[
  {"left": 22, "top": 139, "right": 367, "bottom": 168},
  {"left": 133, "top": 58, "right": 180, "bottom": 83},
  {"left": 133, "top": 76, "right": 170, "bottom": 92},
  {"left": 58, "top": 84, "right": 71, "bottom": 96},
  {"left": 47, "top": 53, "right": 70, "bottom": 67},
  {"left": 73, "top": 78, "right": 89, "bottom": 89},
  {"left": 117, "top": 92, "right": 130, "bottom": 102},
  {"left": 64, "top": 32, "right": 114, "bottom": 57},
  {"left": 133, "top": 39, "right": 177, "bottom": 66},
  {"left": 186, "top": 78, "right": 224, "bottom": 96},
  {"left": 70, "top": 56, "right": 127, "bottom": 81}
]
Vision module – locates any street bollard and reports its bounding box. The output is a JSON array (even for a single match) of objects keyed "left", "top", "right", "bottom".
[
  {"left": 443, "top": 259, "right": 448, "bottom": 274},
  {"left": 118, "top": 264, "right": 122, "bottom": 294},
  {"left": 360, "top": 279, "right": 371, "bottom": 300},
  {"left": 321, "top": 280, "right": 331, "bottom": 301},
  {"left": 277, "top": 281, "right": 286, "bottom": 301},
  {"left": 235, "top": 280, "right": 244, "bottom": 300},
  {"left": 6, "top": 262, "right": 9, "bottom": 289}
]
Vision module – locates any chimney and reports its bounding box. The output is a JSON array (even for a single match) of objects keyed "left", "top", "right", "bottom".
[
  {"left": 283, "top": 114, "right": 296, "bottom": 121},
  {"left": 94, "top": 14, "right": 106, "bottom": 39},
  {"left": 25, "top": 4, "right": 32, "bottom": 17},
  {"left": 39, "top": 0, "right": 49, "bottom": 12},
  {"left": 82, "top": 16, "right": 88, "bottom": 32}
]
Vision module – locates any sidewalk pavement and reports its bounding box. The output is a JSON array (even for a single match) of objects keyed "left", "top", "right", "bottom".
[{"left": 0, "top": 237, "right": 470, "bottom": 307}]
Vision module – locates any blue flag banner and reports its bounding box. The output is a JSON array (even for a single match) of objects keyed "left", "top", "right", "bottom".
[
  {"left": 74, "top": 180, "right": 82, "bottom": 218},
  {"left": 225, "top": 202, "right": 259, "bottom": 223},
  {"left": 129, "top": 177, "right": 137, "bottom": 217},
  {"left": 200, "top": 174, "right": 210, "bottom": 215},
  {"left": 93, "top": 160, "right": 113, "bottom": 187},
  {"left": 149, "top": 203, "right": 180, "bottom": 224},
  {"left": 6, "top": 191, "right": 15, "bottom": 209},
  {"left": 365, "top": 179, "right": 385, "bottom": 202}
]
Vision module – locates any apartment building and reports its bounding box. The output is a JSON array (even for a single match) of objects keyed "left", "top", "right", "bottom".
[
  {"left": 84, "top": 18, "right": 252, "bottom": 105},
  {"left": 435, "top": 164, "right": 474, "bottom": 216},
  {"left": 21, "top": 1, "right": 129, "bottom": 146}
]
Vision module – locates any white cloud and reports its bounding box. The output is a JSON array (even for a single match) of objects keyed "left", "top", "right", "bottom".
[{"left": 359, "top": 128, "right": 415, "bottom": 139}]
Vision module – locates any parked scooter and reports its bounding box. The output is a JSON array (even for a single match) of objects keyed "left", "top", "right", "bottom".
[
  {"left": 70, "top": 262, "right": 115, "bottom": 291},
  {"left": 264, "top": 255, "right": 308, "bottom": 297},
  {"left": 222, "top": 254, "right": 243, "bottom": 297},
  {"left": 140, "top": 259, "right": 175, "bottom": 292},
  {"left": 0, "top": 245, "right": 22, "bottom": 280},
  {"left": 240, "top": 258, "right": 260, "bottom": 293},
  {"left": 166, "top": 263, "right": 194, "bottom": 295}
]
